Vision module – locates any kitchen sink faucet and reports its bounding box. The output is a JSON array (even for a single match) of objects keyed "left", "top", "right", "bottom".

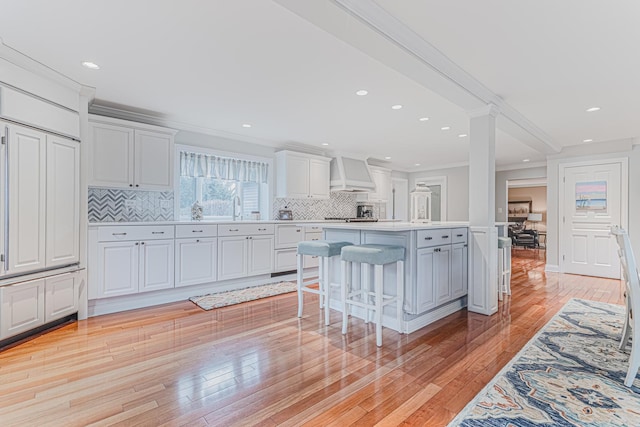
[{"left": 232, "top": 195, "right": 242, "bottom": 221}]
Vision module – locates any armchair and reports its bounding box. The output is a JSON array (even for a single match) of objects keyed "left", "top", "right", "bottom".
[{"left": 509, "top": 227, "right": 539, "bottom": 249}]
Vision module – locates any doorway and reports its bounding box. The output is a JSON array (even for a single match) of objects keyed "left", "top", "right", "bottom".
[
  {"left": 507, "top": 179, "right": 547, "bottom": 252},
  {"left": 414, "top": 176, "right": 447, "bottom": 221}
]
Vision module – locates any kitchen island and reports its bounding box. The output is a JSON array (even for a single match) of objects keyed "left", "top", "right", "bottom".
[{"left": 309, "top": 221, "right": 470, "bottom": 334}]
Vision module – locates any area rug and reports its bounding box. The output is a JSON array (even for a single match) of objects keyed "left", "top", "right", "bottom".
[
  {"left": 189, "top": 281, "right": 297, "bottom": 310},
  {"left": 449, "top": 298, "right": 640, "bottom": 426}
]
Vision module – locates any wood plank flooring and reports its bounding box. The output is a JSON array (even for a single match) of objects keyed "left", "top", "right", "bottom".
[{"left": 0, "top": 250, "right": 624, "bottom": 426}]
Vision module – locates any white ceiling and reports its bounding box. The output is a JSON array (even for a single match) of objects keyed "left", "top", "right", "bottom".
[{"left": 0, "top": 0, "right": 636, "bottom": 171}]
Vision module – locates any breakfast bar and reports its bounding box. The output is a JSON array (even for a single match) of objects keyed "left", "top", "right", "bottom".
[{"left": 304, "top": 221, "right": 470, "bottom": 334}]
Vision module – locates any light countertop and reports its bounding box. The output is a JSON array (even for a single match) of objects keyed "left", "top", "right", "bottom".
[
  {"left": 303, "top": 221, "right": 471, "bottom": 232},
  {"left": 88, "top": 219, "right": 346, "bottom": 227}
]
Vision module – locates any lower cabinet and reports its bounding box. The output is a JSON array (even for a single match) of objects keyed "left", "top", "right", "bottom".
[
  {"left": 175, "top": 237, "right": 217, "bottom": 287},
  {"left": 416, "top": 245, "right": 451, "bottom": 312},
  {"left": 218, "top": 235, "right": 274, "bottom": 281},
  {"left": 96, "top": 238, "right": 174, "bottom": 298},
  {"left": 1, "top": 271, "right": 80, "bottom": 339},
  {"left": 451, "top": 242, "right": 468, "bottom": 299}
]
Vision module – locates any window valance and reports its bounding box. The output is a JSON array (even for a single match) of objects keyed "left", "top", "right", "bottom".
[{"left": 180, "top": 151, "right": 268, "bottom": 184}]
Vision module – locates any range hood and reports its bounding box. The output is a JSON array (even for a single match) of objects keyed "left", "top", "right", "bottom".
[{"left": 330, "top": 155, "right": 376, "bottom": 192}]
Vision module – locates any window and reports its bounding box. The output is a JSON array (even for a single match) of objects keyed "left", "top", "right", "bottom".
[{"left": 178, "top": 149, "right": 269, "bottom": 220}]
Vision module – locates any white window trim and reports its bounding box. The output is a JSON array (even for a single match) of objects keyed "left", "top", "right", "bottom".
[{"left": 174, "top": 144, "right": 273, "bottom": 220}]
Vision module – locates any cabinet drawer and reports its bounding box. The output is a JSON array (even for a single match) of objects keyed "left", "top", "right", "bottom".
[
  {"left": 305, "top": 231, "right": 322, "bottom": 241},
  {"left": 451, "top": 228, "right": 468, "bottom": 244},
  {"left": 416, "top": 229, "right": 451, "bottom": 248},
  {"left": 97, "top": 225, "right": 175, "bottom": 242},
  {"left": 218, "top": 223, "right": 274, "bottom": 236},
  {"left": 176, "top": 224, "right": 218, "bottom": 238},
  {"left": 275, "top": 225, "right": 304, "bottom": 249},
  {"left": 274, "top": 248, "right": 298, "bottom": 272}
]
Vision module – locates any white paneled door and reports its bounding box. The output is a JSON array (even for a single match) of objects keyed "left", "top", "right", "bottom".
[{"left": 561, "top": 160, "right": 626, "bottom": 278}]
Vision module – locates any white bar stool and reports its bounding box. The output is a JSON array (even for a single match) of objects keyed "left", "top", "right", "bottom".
[
  {"left": 297, "top": 240, "right": 353, "bottom": 325},
  {"left": 340, "top": 244, "right": 405, "bottom": 347},
  {"left": 498, "top": 237, "right": 512, "bottom": 300}
]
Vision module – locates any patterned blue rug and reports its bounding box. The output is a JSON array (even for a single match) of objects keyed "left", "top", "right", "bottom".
[{"left": 449, "top": 299, "right": 640, "bottom": 426}]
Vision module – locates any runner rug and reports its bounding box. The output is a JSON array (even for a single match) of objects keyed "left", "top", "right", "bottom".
[
  {"left": 449, "top": 298, "right": 640, "bottom": 426},
  {"left": 190, "top": 281, "right": 297, "bottom": 310}
]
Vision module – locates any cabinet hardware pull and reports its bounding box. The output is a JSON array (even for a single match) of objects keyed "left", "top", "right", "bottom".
[
  {"left": 229, "top": 229, "right": 239, "bottom": 232},
  {"left": 135, "top": 184, "right": 139, "bottom": 187},
  {"left": 434, "top": 248, "right": 440, "bottom": 252},
  {"left": 456, "top": 234, "right": 463, "bottom": 237},
  {"left": 312, "top": 238, "right": 318, "bottom": 241},
  {"left": 129, "top": 184, "right": 133, "bottom": 187},
  {"left": 141, "top": 242, "right": 145, "bottom": 245},
  {"left": 192, "top": 230, "right": 204, "bottom": 233},
  {"left": 196, "top": 239, "right": 200, "bottom": 243},
  {"left": 135, "top": 242, "right": 139, "bottom": 246},
  {"left": 151, "top": 231, "right": 164, "bottom": 234},
  {"left": 112, "top": 232, "right": 127, "bottom": 236},
  {"left": 464, "top": 244, "right": 468, "bottom": 247},
  {"left": 442, "top": 235, "right": 449, "bottom": 239},
  {"left": 258, "top": 228, "right": 267, "bottom": 231},
  {"left": 296, "top": 229, "right": 301, "bottom": 232},
  {"left": 312, "top": 227, "right": 319, "bottom": 230},
  {"left": 425, "top": 237, "right": 432, "bottom": 240}
]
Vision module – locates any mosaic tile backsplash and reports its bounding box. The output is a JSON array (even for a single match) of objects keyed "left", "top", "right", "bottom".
[
  {"left": 272, "top": 192, "right": 358, "bottom": 220},
  {"left": 88, "top": 188, "right": 174, "bottom": 222}
]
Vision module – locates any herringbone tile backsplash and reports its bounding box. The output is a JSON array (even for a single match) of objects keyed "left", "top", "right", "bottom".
[
  {"left": 273, "top": 192, "right": 358, "bottom": 220},
  {"left": 88, "top": 188, "right": 174, "bottom": 222}
]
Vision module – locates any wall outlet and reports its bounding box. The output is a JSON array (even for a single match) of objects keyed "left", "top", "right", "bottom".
[
  {"left": 125, "top": 199, "right": 136, "bottom": 209},
  {"left": 160, "top": 200, "right": 172, "bottom": 209}
]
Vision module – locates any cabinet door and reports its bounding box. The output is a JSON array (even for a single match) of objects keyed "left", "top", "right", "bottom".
[
  {"left": 434, "top": 246, "right": 452, "bottom": 305},
  {"left": 46, "top": 135, "right": 80, "bottom": 267},
  {"left": 45, "top": 273, "right": 79, "bottom": 322},
  {"left": 416, "top": 247, "right": 436, "bottom": 312},
  {"left": 217, "top": 237, "right": 248, "bottom": 280},
  {"left": 175, "top": 237, "right": 217, "bottom": 287},
  {"left": 369, "top": 168, "right": 391, "bottom": 202},
  {"left": 275, "top": 225, "right": 304, "bottom": 249},
  {"left": 282, "top": 154, "right": 309, "bottom": 198},
  {"left": 308, "top": 158, "right": 330, "bottom": 199},
  {"left": 139, "top": 239, "right": 174, "bottom": 292},
  {"left": 248, "top": 235, "right": 274, "bottom": 276},
  {"left": 451, "top": 243, "right": 468, "bottom": 299},
  {"left": 134, "top": 130, "right": 173, "bottom": 190},
  {"left": 88, "top": 122, "right": 134, "bottom": 188},
  {"left": 7, "top": 124, "right": 46, "bottom": 275},
  {"left": 97, "top": 241, "right": 139, "bottom": 298},
  {"left": 0, "top": 279, "right": 45, "bottom": 339}
]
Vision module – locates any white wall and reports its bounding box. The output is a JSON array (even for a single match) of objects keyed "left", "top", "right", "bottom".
[
  {"left": 410, "top": 166, "right": 469, "bottom": 221},
  {"left": 175, "top": 130, "right": 277, "bottom": 158}
]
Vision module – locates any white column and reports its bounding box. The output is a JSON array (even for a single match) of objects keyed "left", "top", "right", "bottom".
[{"left": 467, "top": 105, "right": 499, "bottom": 315}]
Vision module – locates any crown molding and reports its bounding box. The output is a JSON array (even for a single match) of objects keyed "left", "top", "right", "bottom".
[{"left": 496, "top": 161, "right": 547, "bottom": 172}]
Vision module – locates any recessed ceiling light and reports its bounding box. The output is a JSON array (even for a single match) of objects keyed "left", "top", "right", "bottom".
[
  {"left": 419, "top": 117, "right": 429, "bottom": 122},
  {"left": 321, "top": 143, "right": 329, "bottom": 146},
  {"left": 441, "top": 126, "right": 451, "bottom": 131},
  {"left": 391, "top": 104, "right": 403, "bottom": 110},
  {"left": 586, "top": 106, "right": 601, "bottom": 112},
  {"left": 582, "top": 138, "right": 593, "bottom": 143},
  {"left": 415, "top": 163, "right": 421, "bottom": 166},
  {"left": 81, "top": 61, "right": 100, "bottom": 70},
  {"left": 522, "top": 159, "right": 531, "bottom": 163},
  {"left": 384, "top": 156, "right": 392, "bottom": 160},
  {"left": 242, "top": 123, "right": 252, "bottom": 128},
  {"left": 355, "top": 89, "right": 368, "bottom": 96},
  {"left": 458, "top": 134, "right": 468, "bottom": 138}
]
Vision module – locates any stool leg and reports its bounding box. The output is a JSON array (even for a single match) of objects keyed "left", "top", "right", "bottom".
[
  {"left": 297, "top": 253, "right": 304, "bottom": 317},
  {"left": 318, "top": 256, "right": 324, "bottom": 309},
  {"left": 324, "top": 255, "right": 330, "bottom": 326},
  {"left": 341, "top": 260, "right": 349, "bottom": 334},
  {"left": 397, "top": 260, "right": 404, "bottom": 334},
  {"left": 374, "top": 264, "right": 384, "bottom": 347},
  {"left": 362, "top": 263, "right": 370, "bottom": 324}
]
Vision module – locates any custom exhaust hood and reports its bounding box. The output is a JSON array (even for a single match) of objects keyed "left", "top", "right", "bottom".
[{"left": 329, "top": 155, "right": 376, "bottom": 192}]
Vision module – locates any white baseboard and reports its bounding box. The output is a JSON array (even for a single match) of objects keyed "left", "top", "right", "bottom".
[
  {"left": 404, "top": 299, "right": 466, "bottom": 333},
  {"left": 545, "top": 264, "right": 560, "bottom": 272}
]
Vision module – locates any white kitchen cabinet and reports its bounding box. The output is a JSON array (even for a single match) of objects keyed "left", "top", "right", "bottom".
[
  {"left": 0, "top": 278, "right": 45, "bottom": 339},
  {"left": 45, "top": 273, "right": 79, "bottom": 322},
  {"left": 367, "top": 166, "right": 392, "bottom": 202},
  {"left": 139, "top": 239, "right": 174, "bottom": 292},
  {"left": 6, "top": 124, "right": 47, "bottom": 275},
  {"left": 46, "top": 135, "right": 80, "bottom": 268},
  {"left": 274, "top": 224, "right": 305, "bottom": 272},
  {"left": 175, "top": 237, "right": 217, "bottom": 287},
  {"left": 303, "top": 229, "right": 322, "bottom": 269},
  {"left": 218, "top": 234, "right": 274, "bottom": 280},
  {"left": 275, "top": 150, "right": 330, "bottom": 199},
  {"left": 416, "top": 247, "right": 437, "bottom": 312},
  {"left": 88, "top": 116, "right": 176, "bottom": 191},
  {"left": 434, "top": 245, "right": 452, "bottom": 305},
  {"left": 451, "top": 242, "right": 468, "bottom": 299},
  {"left": 96, "top": 241, "right": 140, "bottom": 298}
]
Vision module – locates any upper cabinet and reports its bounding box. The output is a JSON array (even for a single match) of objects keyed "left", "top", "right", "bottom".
[
  {"left": 88, "top": 116, "right": 177, "bottom": 191},
  {"left": 275, "top": 150, "right": 330, "bottom": 199},
  {"left": 366, "top": 166, "right": 392, "bottom": 202}
]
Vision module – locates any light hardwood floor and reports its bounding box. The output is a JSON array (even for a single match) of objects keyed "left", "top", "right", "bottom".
[{"left": 0, "top": 249, "right": 624, "bottom": 426}]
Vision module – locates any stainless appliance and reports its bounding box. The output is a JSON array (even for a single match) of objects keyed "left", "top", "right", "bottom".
[
  {"left": 357, "top": 204, "right": 374, "bottom": 218},
  {"left": 278, "top": 209, "right": 293, "bottom": 220}
]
